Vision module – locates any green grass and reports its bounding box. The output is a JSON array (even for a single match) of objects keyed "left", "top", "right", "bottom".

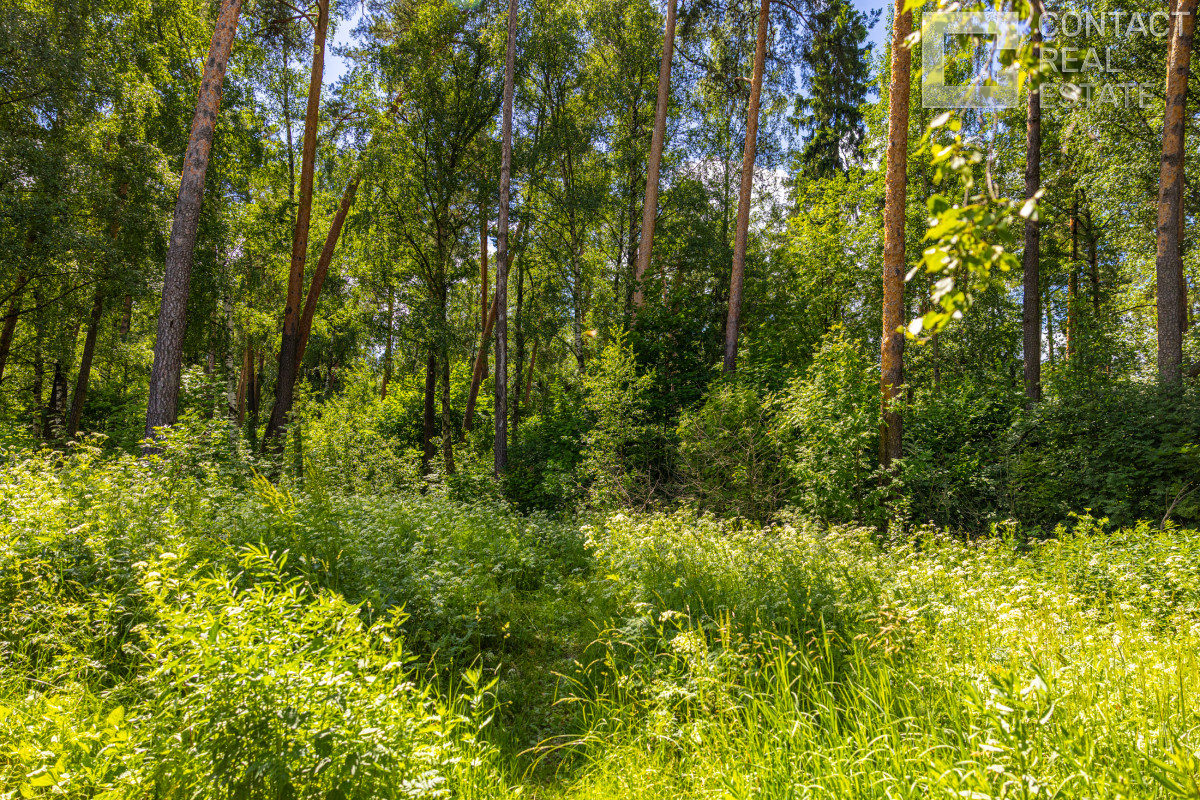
[{"left": 1, "top": 433, "right": 1198, "bottom": 798}]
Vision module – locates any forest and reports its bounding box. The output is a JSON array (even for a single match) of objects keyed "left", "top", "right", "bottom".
[{"left": 2, "top": 0, "right": 1200, "bottom": 793}]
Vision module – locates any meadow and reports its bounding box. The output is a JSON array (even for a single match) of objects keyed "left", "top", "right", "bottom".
[{"left": 2, "top": 422, "right": 1197, "bottom": 799}]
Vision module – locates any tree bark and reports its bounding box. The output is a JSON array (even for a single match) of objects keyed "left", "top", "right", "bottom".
[
  {"left": 880, "top": 0, "right": 911, "bottom": 467},
  {"left": 1175, "top": 0, "right": 1191, "bottom": 335},
  {"left": 1067, "top": 190, "right": 1077, "bottom": 361},
  {"left": 266, "top": 0, "right": 329, "bottom": 443},
  {"left": 480, "top": 200, "right": 489, "bottom": 379},
  {"left": 723, "top": 0, "right": 769, "bottom": 374},
  {"left": 145, "top": 0, "right": 243, "bottom": 444},
  {"left": 32, "top": 288, "right": 45, "bottom": 438},
  {"left": 422, "top": 349, "right": 437, "bottom": 474},
  {"left": 381, "top": 288, "right": 393, "bottom": 400},
  {"left": 524, "top": 337, "right": 538, "bottom": 406},
  {"left": 247, "top": 351, "right": 262, "bottom": 450},
  {"left": 1022, "top": 26, "right": 1042, "bottom": 403},
  {"left": 117, "top": 294, "right": 132, "bottom": 340},
  {"left": 1156, "top": 0, "right": 1197, "bottom": 383},
  {"left": 236, "top": 345, "right": 251, "bottom": 425},
  {"left": 513, "top": 243, "right": 524, "bottom": 435},
  {"left": 463, "top": 214, "right": 531, "bottom": 436},
  {"left": 1086, "top": 205, "right": 1101, "bottom": 315},
  {"left": 66, "top": 288, "right": 104, "bottom": 438},
  {"left": 633, "top": 0, "right": 677, "bottom": 311},
  {"left": 441, "top": 349, "right": 455, "bottom": 474},
  {"left": 464, "top": 295, "right": 498, "bottom": 434},
  {"left": 495, "top": 0, "right": 517, "bottom": 474},
  {"left": 49, "top": 361, "right": 67, "bottom": 436},
  {"left": 293, "top": 174, "right": 360, "bottom": 371},
  {"left": 0, "top": 273, "right": 27, "bottom": 385}
]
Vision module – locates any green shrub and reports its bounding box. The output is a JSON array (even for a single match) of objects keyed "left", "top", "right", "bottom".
[
  {"left": 142, "top": 546, "right": 503, "bottom": 799},
  {"left": 1008, "top": 381, "right": 1200, "bottom": 529},
  {"left": 580, "top": 332, "right": 658, "bottom": 508},
  {"left": 676, "top": 382, "right": 790, "bottom": 522},
  {"left": 504, "top": 397, "right": 587, "bottom": 513},
  {"left": 901, "top": 377, "right": 1019, "bottom": 530},
  {"left": 776, "top": 329, "right": 882, "bottom": 524},
  {"left": 292, "top": 365, "right": 422, "bottom": 495}
]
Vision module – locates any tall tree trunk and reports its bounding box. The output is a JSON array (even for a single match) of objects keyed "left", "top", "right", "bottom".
[
  {"left": 49, "top": 361, "right": 67, "bottom": 436},
  {"left": 67, "top": 288, "right": 104, "bottom": 438},
  {"left": 1046, "top": 287, "right": 1055, "bottom": 366},
  {"left": 880, "top": 0, "right": 911, "bottom": 466},
  {"left": 1067, "top": 190, "right": 1078, "bottom": 361},
  {"left": 381, "top": 288, "right": 394, "bottom": 400},
  {"left": 1182, "top": 177, "right": 1191, "bottom": 332},
  {"left": 293, "top": 174, "right": 360, "bottom": 371},
  {"left": 1175, "top": 0, "right": 1191, "bottom": 335},
  {"left": 248, "top": 351, "right": 262, "bottom": 450},
  {"left": 633, "top": 0, "right": 677, "bottom": 311},
  {"left": 266, "top": 0, "right": 329, "bottom": 443},
  {"left": 1156, "top": 0, "right": 1197, "bottom": 383},
  {"left": 237, "top": 344, "right": 251, "bottom": 425},
  {"left": 464, "top": 296, "right": 498, "bottom": 434},
  {"left": 441, "top": 349, "right": 454, "bottom": 474},
  {"left": 524, "top": 337, "right": 538, "bottom": 406},
  {"left": 422, "top": 349, "right": 437, "bottom": 474},
  {"left": 145, "top": 0, "right": 243, "bottom": 443},
  {"left": 1022, "top": 25, "right": 1042, "bottom": 403},
  {"left": 0, "top": 273, "right": 27, "bottom": 384},
  {"left": 222, "top": 270, "right": 237, "bottom": 420},
  {"left": 1086, "top": 205, "right": 1101, "bottom": 315},
  {"left": 495, "top": 0, "right": 517, "bottom": 475},
  {"left": 513, "top": 246, "right": 524, "bottom": 435},
  {"left": 464, "top": 211, "right": 528, "bottom": 437},
  {"left": 480, "top": 200, "right": 489, "bottom": 379},
  {"left": 32, "top": 289, "right": 45, "bottom": 438},
  {"left": 117, "top": 294, "right": 132, "bottom": 340},
  {"left": 723, "top": 0, "right": 769, "bottom": 373},
  {"left": 625, "top": 149, "right": 639, "bottom": 315}
]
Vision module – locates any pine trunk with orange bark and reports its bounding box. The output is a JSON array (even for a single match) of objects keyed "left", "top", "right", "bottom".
[
  {"left": 723, "top": 0, "right": 769, "bottom": 374},
  {"left": 880, "top": 0, "right": 911, "bottom": 467},
  {"left": 266, "top": 0, "right": 329, "bottom": 443},
  {"left": 1156, "top": 0, "right": 1197, "bottom": 382},
  {"left": 633, "top": 0, "right": 677, "bottom": 311}
]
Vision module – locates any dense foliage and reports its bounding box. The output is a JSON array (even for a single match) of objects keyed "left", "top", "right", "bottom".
[
  {"left": 2, "top": 433, "right": 1199, "bottom": 797},
  {"left": 4, "top": 0, "right": 1200, "bottom": 791}
]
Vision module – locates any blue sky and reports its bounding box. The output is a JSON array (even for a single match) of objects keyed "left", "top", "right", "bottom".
[
  {"left": 856, "top": 0, "right": 892, "bottom": 57},
  {"left": 326, "top": 0, "right": 894, "bottom": 86}
]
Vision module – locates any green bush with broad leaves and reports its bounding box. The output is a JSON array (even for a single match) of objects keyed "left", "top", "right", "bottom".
[
  {"left": 776, "top": 328, "right": 883, "bottom": 524},
  {"left": 676, "top": 382, "right": 790, "bottom": 522}
]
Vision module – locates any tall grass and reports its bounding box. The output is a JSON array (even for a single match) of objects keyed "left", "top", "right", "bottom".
[
  {"left": 559, "top": 516, "right": 1200, "bottom": 799},
  {"left": 1, "top": 429, "right": 1197, "bottom": 798}
]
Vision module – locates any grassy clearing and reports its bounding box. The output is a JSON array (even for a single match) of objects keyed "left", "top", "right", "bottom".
[{"left": 1, "top": 438, "right": 1198, "bottom": 798}]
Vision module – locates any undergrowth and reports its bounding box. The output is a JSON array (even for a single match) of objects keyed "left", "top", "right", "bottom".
[{"left": 0, "top": 425, "right": 1198, "bottom": 798}]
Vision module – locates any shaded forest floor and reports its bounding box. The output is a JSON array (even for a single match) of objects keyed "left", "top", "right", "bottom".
[{"left": 2, "top": 436, "right": 1199, "bottom": 798}]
